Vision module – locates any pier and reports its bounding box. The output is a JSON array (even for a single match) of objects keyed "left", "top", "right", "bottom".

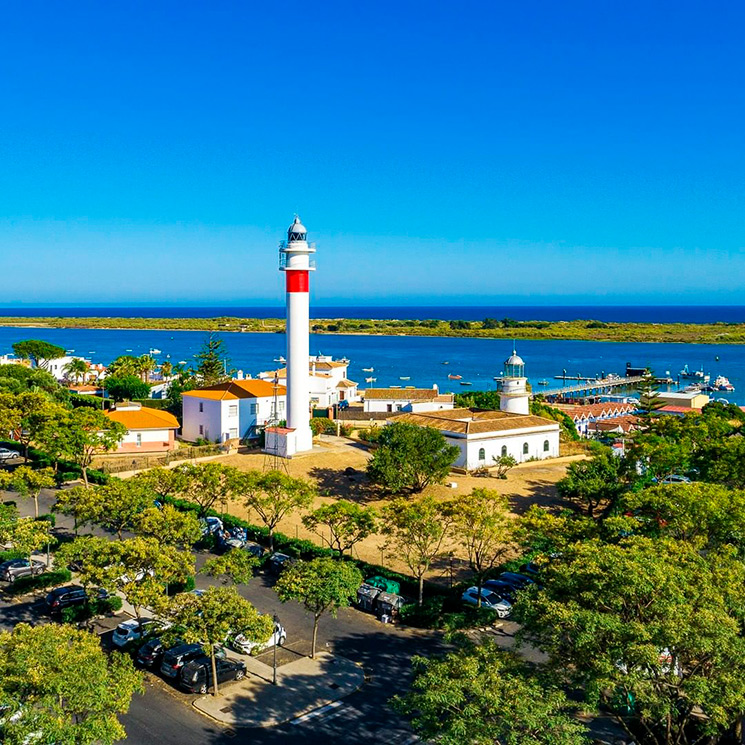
[{"left": 535, "top": 375, "right": 646, "bottom": 399}]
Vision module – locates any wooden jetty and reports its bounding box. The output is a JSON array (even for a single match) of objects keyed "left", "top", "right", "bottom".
[{"left": 534, "top": 375, "right": 646, "bottom": 399}]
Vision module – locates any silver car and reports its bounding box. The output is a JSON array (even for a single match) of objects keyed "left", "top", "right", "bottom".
[
  {"left": 0, "top": 448, "right": 18, "bottom": 462},
  {"left": 0, "top": 558, "right": 46, "bottom": 582}
]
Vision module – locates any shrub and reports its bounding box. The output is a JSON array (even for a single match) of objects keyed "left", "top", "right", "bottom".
[
  {"left": 37, "top": 513, "right": 56, "bottom": 527},
  {"left": 7, "top": 568, "right": 72, "bottom": 596},
  {"left": 0, "top": 549, "right": 24, "bottom": 562},
  {"left": 167, "top": 575, "right": 196, "bottom": 594}
]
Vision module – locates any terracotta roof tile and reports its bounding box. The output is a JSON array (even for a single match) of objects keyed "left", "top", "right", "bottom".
[
  {"left": 365, "top": 388, "right": 442, "bottom": 401},
  {"left": 182, "top": 379, "right": 286, "bottom": 401},
  {"left": 394, "top": 408, "right": 559, "bottom": 435},
  {"left": 105, "top": 407, "right": 179, "bottom": 431}
]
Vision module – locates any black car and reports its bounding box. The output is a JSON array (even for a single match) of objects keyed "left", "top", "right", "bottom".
[
  {"left": 483, "top": 579, "right": 518, "bottom": 602},
  {"left": 498, "top": 572, "right": 536, "bottom": 589},
  {"left": 136, "top": 637, "right": 166, "bottom": 668},
  {"left": 179, "top": 656, "right": 246, "bottom": 694},
  {"left": 160, "top": 643, "right": 226, "bottom": 680},
  {"left": 243, "top": 541, "right": 265, "bottom": 559},
  {"left": 45, "top": 585, "right": 106, "bottom": 614},
  {"left": 267, "top": 552, "right": 296, "bottom": 575}
]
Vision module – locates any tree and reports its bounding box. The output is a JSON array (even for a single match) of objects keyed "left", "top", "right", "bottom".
[
  {"left": 165, "top": 586, "right": 272, "bottom": 695},
  {"left": 135, "top": 504, "right": 202, "bottom": 547},
  {"left": 63, "top": 357, "right": 89, "bottom": 385},
  {"left": 516, "top": 536, "right": 745, "bottom": 745},
  {"left": 392, "top": 640, "right": 589, "bottom": 745},
  {"left": 302, "top": 500, "right": 377, "bottom": 558},
  {"left": 637, "top": 376, "right": 664, "bottom": 416},
  {"left": 0, "top": 623, "right": 143, "bottom": 745},
  {"left": 556, "top": 450, "right": 629, "bottom": 517},
  {"left": 201, "top": 549, "right": 259, "bottom": 585},
  {"left": 241, "top": 470, "right": 315, "bottom": 550},
  {"left": 11, "top": 339, "right": 66, "bottom": 370},
  {"left": 8, "top": 465, "right": 55, "bottom": 518},
  {"left": 176, "top": 462, "right": 241, "bottom": 517},
  {"left": 106, "top": 355, "right": 140, "bottom": 378},
  {"left": 135, "top": 355, "right": 158, "bottom": 383},
  {"left": 53, "top": 485, "right": 104, "bottom": 535},
  {"left": 381, "top": 496, "right": 453, "bottom": 605},
  {"left": 0, "top": 516, "right": 51, "bottom": 564},
  {"left": 159, "top": 360, "right": 173, "bottom": 379},
  {"left": 194, "top": 333, "right": 231, "bottom": 386},
  {"left": 34, "top": 406, "right": 73, "bottom": 473},
  {"left": 491, "top": 453, "right": 517, "bottom": 479},
  {"left": 96, "top": 479, "right": 153, "bottom": 539},
  {"left": 64, "top": 408, "right": 126, "bottom": 487},
  {"left": 13, "top": 391, "right": 57, "bottom": 462},
  {"left": 367, "top": 422, "right": 459, "bottom": 494},
  {"left": 103, "top": 375, "right": 150, "bottom": 402},
  {"left": 275, "top": 557, "right": 362, "bottom": 659},
  {"left": 0, "top": 392, "right": 21, "bottom": 439},
  {"left": 448, "top": 489, "right": 513, "bottom": 605},
  {"left": 130, "top": 466, "right": 188, "bottom": 501}
]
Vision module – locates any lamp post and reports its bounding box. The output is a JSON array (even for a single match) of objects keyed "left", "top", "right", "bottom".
[{"left": 272, "top": 613, "right": 279, "bottom": 686}]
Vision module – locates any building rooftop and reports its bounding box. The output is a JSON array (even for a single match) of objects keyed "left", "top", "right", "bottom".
[
  {"left": 394, "top": 408, "right": 558, "bottom": 435},
  {"left": 105, "top": 404, "right": 179, "bottom": 431},
  {"left": 182, "top": 379, "right": 287, "bottom": 401},
  {"left": 364, "top": 387, "right": 448, "bottom": 401}
]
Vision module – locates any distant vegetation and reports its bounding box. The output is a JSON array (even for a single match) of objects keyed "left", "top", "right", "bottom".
[{"left": 1, "top": 315, "right": 745, "bottom": 343}]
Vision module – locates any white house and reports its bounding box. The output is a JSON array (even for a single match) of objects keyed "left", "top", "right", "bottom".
[
  {"left": 104, "top": 402, "right": 179, "bottom": 453},
  {"left": 363, "top": 386, "right": 455, "bottom": 413},
  {"left": 181, "top": 379, "right": 287, "bottom": 443},
  {"left": 259, "top": 354, "right": 359, "bottom": 408},
  {"left": 393, "top": 408, "right": 560, "bottom": 471}
]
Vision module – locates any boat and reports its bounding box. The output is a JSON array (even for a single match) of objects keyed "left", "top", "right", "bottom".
[
  {"left": 362, "top": 367, "right": 374, "bottom": 372},
  {"left": 713, "top": 375, "right": 735, "bottom": 392},
  {"left": 365, "top": 377, "right": 377, "bottom": 383},
  {"left": 538, "top": 379, "right": 549, "bottom": 386},
  {"left": 459, "top": 381, "right": 472, "bottom": 386},
  {"left": 448, "top": 374, "right": 462, "bottom": 380},
  {"left": 683, "top": 383, "right": 703, "bottom": 393},
  {"left": 399, "top": 376, "right": 410, "bottom": 381},
  {"left": 273, "top": 356, "right": 286, "bottom": 363},
  {"left": 125, "top": 349, "right": 132, "bottom": 352},
  {"left": 679, "top": 364, "right": 709, "bottom": 383},
  {"left": 441, "top": 361, "right": 449, "bottom": 365},
  {"left": 149, "top": 348, "right": 161, "bottom": 355}
]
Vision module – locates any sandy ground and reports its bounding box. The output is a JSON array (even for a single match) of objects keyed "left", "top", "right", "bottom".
[{"left": 214, "top": 436, "right": 582, "bottom": 582}]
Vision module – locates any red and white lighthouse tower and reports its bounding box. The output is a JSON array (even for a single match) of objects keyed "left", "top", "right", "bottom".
[{"left": 278, "top": 215, "right": 315, "bottom": 454}]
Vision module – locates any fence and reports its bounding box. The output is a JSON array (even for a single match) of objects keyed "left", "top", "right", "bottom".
[{"left": 94, "top": 444, "right": 222, "bottom": 474}]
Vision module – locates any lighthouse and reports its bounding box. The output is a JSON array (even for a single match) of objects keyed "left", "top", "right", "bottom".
[
  {"left": 278, "top": 215, "right": 315, "bottom": 454},
  {"left": 499, "top": 346, "right": 530, "bottom": 415}
]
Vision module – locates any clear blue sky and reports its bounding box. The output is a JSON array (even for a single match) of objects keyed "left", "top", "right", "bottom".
[{"left": 1, "top": 1, "right": 743, "bottom": 306}]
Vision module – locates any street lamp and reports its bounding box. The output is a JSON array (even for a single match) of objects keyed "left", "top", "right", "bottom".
[{"left": 272, "top": 613, "right": 279, "bottom": 686}]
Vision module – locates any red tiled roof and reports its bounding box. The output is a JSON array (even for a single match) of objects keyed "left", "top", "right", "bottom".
[{"left": 183, "top": 379, "right": 286, "bottom": 401}]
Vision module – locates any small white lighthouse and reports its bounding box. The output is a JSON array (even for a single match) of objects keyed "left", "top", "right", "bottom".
[
  {"left": 274, "top": 215, "right": 315, "bottom": 455},
  {"left": 499, "top": 346, "right": 530, "bottom": 415}
]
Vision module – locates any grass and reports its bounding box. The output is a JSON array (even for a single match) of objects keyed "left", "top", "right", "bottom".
[{"left": 0, "top": 316, "right": 744, "bottom": 344}]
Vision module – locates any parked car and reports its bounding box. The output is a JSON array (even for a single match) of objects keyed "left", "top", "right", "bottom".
[
  {"left": 267, "top": 552, "right": 296, "bottom": 575},
  {"left": 230, "top": 622, "right": 286, "bottom": 655},
  {"left": 0, "top": 447, "right": 19, "bottom": 462},
  {"left": 179, "top": 657, "right": 246, "bottom": 694},
  {"left": 657, "top": 474, "right": 692, "bottom": 484},
  {"left": 118, "top": 568, "right": 156, "bottom": 584},
  {"left": 198, "top": 517, "right": 224, "bottom": 536},
  {"left": 519, "top": 562, "right": 541, "bottom": 578},
  {"left": 217, "top": 526, "right": 247, "bottom": 551},
  {"left": 0, "top": 558, "right": 45, "bottom": 582},
  {"left": 243, "top": 541, "right": 265, "bottom": 559},
  {"left": 45, "top": 585, "right": 108, "bottom": 615},
  {"left": 112, "top": 618, "right": 168, "bottom": 648},
  {"left": 483, "top": 579, "right": 518, "bottom": 602},
  {"left": 461, "top": 587, "right": 512, "bottom": 618},
  {"left": 160, "top": 642, "right": 226, "bottom": 680},
  {"left": 498, "top": 572, "right": 536, "bottom": 589},
  {"left": 136, "top": 637, "right": 167, "bottom": 668}
]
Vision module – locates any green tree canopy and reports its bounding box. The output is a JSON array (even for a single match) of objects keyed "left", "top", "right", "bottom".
[
  {"left": 393, "top": 640, "right": 589, "bottom": 745},
  {"left": 275, "top": 557, "right": 362, "bottom": 658},
  {"left": 302, "top": 500, "right": 377, "bottom": 558},
  {"left": 516, "top": 536, "right": 745, "bottom": 745},
  {"left": 53, "top": 484, "right": 103, "bottom": 535},
  {"left": 7, "top": 465, "right": 55, "bottom": 518},
  {"left": 103, "top": 374, "right": 150, "bottom": 402},
  {"left": 194, "top": 333, "right": 232, "bottom": 386},
  {"left": 11, "top": 339, "right": 66, "bottom": 370},
  {"left": 63, "top": 357, "right": 89, "bottom": 384},
  {"left": 64, "top": 408, "right": 126, "bottom": 487},
  {"left": 175, "top": 462, "right": 241, "bottom": 517},
  {"left": 165, "top": 586, "right": 271, "bottom": 695},
  {"left": 367, "top": 422, "right": 459, "bottom": 494},
  {"left": 135, "top": 504, "right": 202, "bottom": 547},
  {"left": 0, "top": 623, "right": 143, "bottom": 745},
  {"left": 95, "top": 479, "right": 153, "bottom": 540},
  {"left": 556, "top": 450, "right": 630, "bottom": 517}
]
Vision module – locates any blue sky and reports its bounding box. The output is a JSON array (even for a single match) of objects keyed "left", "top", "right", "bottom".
[{"left": 1, "top": 1, "right": 743, "bottom": 306}]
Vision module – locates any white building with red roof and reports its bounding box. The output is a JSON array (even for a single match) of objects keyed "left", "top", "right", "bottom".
[
  {"left": 104, "top": 402, "right": 179, "bottom": 453},
  {"left": 181, "top": 379, "right": 286, "bottom": 444}
]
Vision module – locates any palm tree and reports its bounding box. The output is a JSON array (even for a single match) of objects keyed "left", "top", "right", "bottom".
[
  {"left": 107, "top": 355, "right": 140, "bottom": 378},
  {"left": 136, "top": 355, "right": 158, "bottom": 383},
  {"left": 160, "top": 360, "right": 173, "bottom": 379},
  {"left": 63, "top": 358, "right": 89, "bottom": 385}
]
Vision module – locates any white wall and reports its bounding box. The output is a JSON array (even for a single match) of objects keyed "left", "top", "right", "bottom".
[
  {"left": 237, "top": 395, "right": 286, "bottom": 437},
  {"left": 118, "top": 428, "right": 174, "bottom": 450},
  {"left": 364, "top": 398, "right": 452, "bottom": 413},
  {"left": 182, "top": 396, "right": 227, "bottom": 443}
]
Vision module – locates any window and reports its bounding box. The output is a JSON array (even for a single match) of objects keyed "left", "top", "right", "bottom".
[
  {"left": 278, "top": 401, "right": 285, "bottom": 412},
  {"left": 523, "top": 442, "right": 529, "bottom": 455},
  {"left": 478, "top": 447, "right": 486, "bottom": 461},
  {"left": 228, "top": 405, "right": 238, "bottom": 417},
  {"left": 136, "top": 433, "right": 142, "bottom": 447},
  {"left": 229, "top": 428, "right": 238, "bottom": 439},
  {"left": 250, "top": 404, "right": 257, "bottom": 414},
  {"left": 199, "top": 402, "right": 203, "bottom": 413},
  {"left": 199, "top": 424, "right": 203, "bottom": 435},
  {"left": 501, "top": 445, "right": 507, "bottom": 457},
  {"left": 543, "top": 439, "right": 550, "bottom": 452}
]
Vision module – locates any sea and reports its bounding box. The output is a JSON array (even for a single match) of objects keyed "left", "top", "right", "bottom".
[{"left": 0, "top": 306, "right": 743, "bottom": 405}]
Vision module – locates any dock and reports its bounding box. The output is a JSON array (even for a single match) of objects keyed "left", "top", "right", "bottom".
[{"left": 535, "top": 375, "right": 646, "bottom": 399}]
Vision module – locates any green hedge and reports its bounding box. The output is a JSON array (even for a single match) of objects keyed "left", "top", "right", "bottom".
[
  {"left": 6, "top": 568, "right": 72, "bottom": 596},
  {"left": 400, "top": 595, "right": 499, "bottom": 631},
  {"left": 167, "top": 575, "right": 195, "bottom": 595},
  {"left": 24, "top": 447, "right": 109, "bottom": 485},
  {"left": 60, "top": 595, "right": 123, "bottom": 623},
  {"left": 0, "top": 549, "right": 24, "bottom": 562}
]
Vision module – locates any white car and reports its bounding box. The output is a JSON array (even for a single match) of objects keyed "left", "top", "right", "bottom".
[
  {"left": 111, "top": 618, "right": 169, "bottom": 647},
  {"left": 230, "top": 622, "right": 286, "bottom": 655},
  {"left": 461, "top": 587, "right": 512, "bottom": 618},
  {"left": 0, "top": 448, "right": 18, "bottom": 462},
  {"left": 118, "top": 568, "right": 156, "bottom": 584}
]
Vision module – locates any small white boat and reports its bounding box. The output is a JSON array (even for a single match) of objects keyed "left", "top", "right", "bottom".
[
  {"left": 125, "top": 349, "right": 132, "bottom": 352},
  {"left": 274, "top": 356, "right": 286, "bottom": 363},
  {"left": 399, "top": 376, "right": 410, "bottom": 381},
  {"left": 149, "top": 348, "right": 161, "bottom": 355},
  {"left": 459, "top": 381, "right": 472, "bottom": 386},
  {"left": 66, "top": 349, "right": 75, "bottom": 353},
  {"left": 538, "top": 379, "right": 549, "bottom": 386},
  {"left": 362, "top": 367, "right": 374, "bottom": 372},
  {"left": 441, "top": 361, "right": 449, "bottom": 365},
  {"left": 365, "top": 377, "right": 377, "bottom": 383},
  {"left": 178, "top": 360, "right": 187, "bottom": 365}
]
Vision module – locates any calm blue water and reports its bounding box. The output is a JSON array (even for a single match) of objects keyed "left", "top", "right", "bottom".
[
  {"left": 0, "top": 326, "right": 743, "bottom": 404},
  {"left": 2, "top": 305, "right": 745, "bottom": 323}
]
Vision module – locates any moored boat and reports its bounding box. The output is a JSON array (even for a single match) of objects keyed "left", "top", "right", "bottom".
[
  {"left": 538, "top": 379, "right": 549, "bottom": 385},
  {"left": 680, "top": 364, "right": 709, "bottom": 383},
  {"left": 365, "top": 377, "right": 376, "bottom": 382},
  {"left": 448, "top": 374, "right": 462, "bottom": 380},
  {"left": 713, "top": 375, "right": 735, "bottom": 392},
  {"left": 459, "top": 381, "right": 472, "bottom": 386},
  {"left": 362, "top": 367, "right": 374, "bottom": 372}
]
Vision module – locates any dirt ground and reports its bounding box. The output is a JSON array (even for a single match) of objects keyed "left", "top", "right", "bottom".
[{"left": 216, "top": 436, "right": 582, "bottom": 583}]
